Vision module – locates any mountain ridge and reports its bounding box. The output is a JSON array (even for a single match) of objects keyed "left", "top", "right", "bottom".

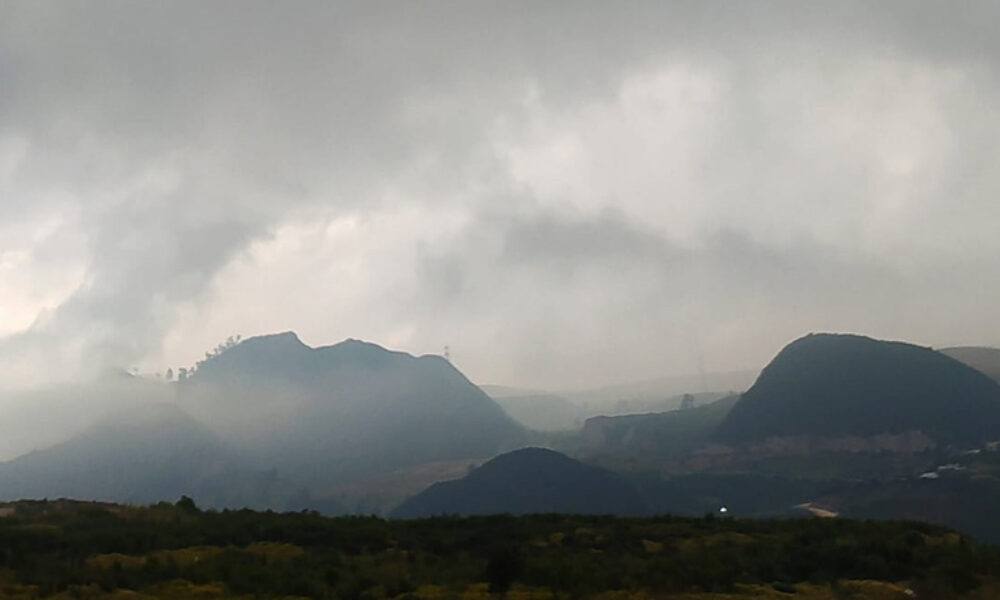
[{"left": 178, "top": 332, "right": 526, "bottom": 491}]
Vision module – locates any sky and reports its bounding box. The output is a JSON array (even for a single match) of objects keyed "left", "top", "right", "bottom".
[{"left": 1, "top": 1, "right": 1000, "bottom": 391}]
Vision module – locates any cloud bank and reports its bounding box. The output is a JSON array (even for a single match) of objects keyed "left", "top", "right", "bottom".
[{"left": 1, "top": 1, "right": 1000, "bottom": 389}]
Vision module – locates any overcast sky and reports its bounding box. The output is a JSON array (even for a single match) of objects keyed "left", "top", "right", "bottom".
[{"left": 1, "top": 1, "right": 999, "bottom": 390}]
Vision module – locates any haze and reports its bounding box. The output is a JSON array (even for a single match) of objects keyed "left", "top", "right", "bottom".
[{"left": 2, "top": 1, "right": 1000, "bottom": 392}]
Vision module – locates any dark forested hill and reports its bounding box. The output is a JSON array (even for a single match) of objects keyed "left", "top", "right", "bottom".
[
  {"left": 180, "top": 333, "right": 526, "bottom": 487},
  {"left": 716, "top": 333, "right": 1000, "bottom": 445},
  {"left": 391, "top": 447, "right": 650, "bottom": 517}
]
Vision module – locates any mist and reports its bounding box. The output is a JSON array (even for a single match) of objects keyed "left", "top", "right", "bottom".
[{"left": 2, "top": 2, "right": 1000, "bottom": 393}]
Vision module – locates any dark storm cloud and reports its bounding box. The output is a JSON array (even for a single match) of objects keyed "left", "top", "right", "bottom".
[
  {"left": 1, "top": 1, "right": 999, "bottom": 388},
  {"left": 404, "top": 208, "right": 919, "bottom": 386}
]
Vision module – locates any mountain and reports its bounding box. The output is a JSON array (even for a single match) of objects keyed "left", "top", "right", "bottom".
[
  {"left": 716, "top": 333, "right": 1000, "bottom": 445},
  {"left": 940, "top": 346, "right": 1000, "bottom": 383},
  {"left": 179, "top": 333, "right": 526, "bottom": 488},
  {"left": 391, "top": 447, "right": 650, "bottom": 517},
  {"left": 0, "top": 403, "right": 299, "bottom": 510},
  {"left": 0, "top": 374, "right": 174, "bottom": 461},
  {"left": 0, "top": 333, "right": 523, "bottom": 514}
]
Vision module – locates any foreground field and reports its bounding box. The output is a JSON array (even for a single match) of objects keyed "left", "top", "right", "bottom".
[{"left": 0, "top": 499, "right": 997, "bottom": 599}]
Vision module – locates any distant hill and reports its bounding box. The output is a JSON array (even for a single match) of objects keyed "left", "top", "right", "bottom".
[
  {"left": 940, "top": 346, "right": 1000, "bottom": 383},
  {"left": 716, "top": 333, "right": 1000, "bottom": 445},
  {"left": 562, "top": 371, "right": 756, "bottom": 414},
  {"left": 482, "top": 371, "right": 754, "bottom": 424},
  {"left": 487, "top": 386, "right": 736, "bottom": 432},
  {"left": 391, "top": 447, "right": 650, "bottom": 517},
  {"left": 579, "top": 395, "right": 738, "bottom": 460},
  {"left": 180, "top": 332, "right": 526, "bottom": 487},
  {"left": 478, "top": 384, "right": 547, "bottom": 398},
  {"left": 0, "top": 403, "right": 301, "bottom": 510},
  {"left": 492, "top": 394, "right": 581, "bottom": 431}
]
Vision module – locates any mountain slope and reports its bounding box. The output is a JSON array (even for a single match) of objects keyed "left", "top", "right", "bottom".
[
  {"left": 0, "top": 403, "right": 299, "bottom": 510},
  {"left": 563, "top": 371, "right": 756, "bottom": 412},
  {"left": 180, "top": 333, "right": 526, "bottom": 487},
  {"left": 940, "top": 346, "right": 1000, "bottom": 383},
  {"left": 0, "top": 374, "right": 174, "bottom": 461},
  {"left": 391, "top": 447, "right": 650, "bottom": 517},
  {"left": 716, "top": 333, "right": 1000, "bottom": 445},
  {"left": 580, "top": 395, "right": 738, "bottom": 459},
  {"left": 493, "top": 394, "right": 581, "bottom": 431}
]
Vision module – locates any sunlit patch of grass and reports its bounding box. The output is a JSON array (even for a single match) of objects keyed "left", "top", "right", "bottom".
[
  {"left": 0, "top": 583, "right": 40, "bottom": 600},
  {"left": 139, "top": 579, "right": 238, "bottom": 599},
  {"left": 152, "top": 546, "right": 226, "bottom": 567},
  {"left": 503, "top": 584, "right": 556, "bottom": 600},
  {"left": 86, "top": 553, "right": 146, "bottom": 569},
  {"left": 676, "top": 531, "right": 755, "bottom": 551},
  {"left": 243, "top": 542, "right": 305, "bottom": 562}
]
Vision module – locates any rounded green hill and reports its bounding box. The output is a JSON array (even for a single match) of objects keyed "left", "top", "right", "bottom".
[{"left": 716, "top": 333, "right": 1000, "bottom": 445}]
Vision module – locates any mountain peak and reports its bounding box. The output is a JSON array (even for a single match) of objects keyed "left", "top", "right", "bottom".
[
  {"left": 238, "top": 331, "right": 308, "bottom": 351},
  {"left": 189, "top": 331, "right": 312, "bottom": 383},
  {"left": 314, "top": 338, "right": 414, "bottom": 370},
  {"left": 474, "top": 447, "right": 574, "bottom": 471}
]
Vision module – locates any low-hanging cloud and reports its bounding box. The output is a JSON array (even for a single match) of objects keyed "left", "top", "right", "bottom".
[{"left": 1, "top": 1, "right": 1000, "bottom": 390}]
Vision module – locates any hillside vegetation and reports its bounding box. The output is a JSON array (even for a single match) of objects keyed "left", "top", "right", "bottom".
[
  {"left": 579, "top": 395, "right": 738, "bottom": 462},
  {"left": 0, "top": 500, "right": 998, "bottom": 599},
  {"left": 392, "top": 448, "right": 649, "bottom": 517},
  {"left": 716, "top": 334, "right": 1000, "bottom": 444}
]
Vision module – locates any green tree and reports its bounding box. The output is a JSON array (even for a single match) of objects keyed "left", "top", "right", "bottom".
[{"left": 484, "top": 546, "right": 524, "bottom": 596}]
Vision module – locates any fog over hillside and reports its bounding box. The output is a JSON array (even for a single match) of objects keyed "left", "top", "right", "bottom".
[
  {"left": 0, "top": 333, "right": 528, "bottom": 513},
  {"left": 3, "top": 329, "right": 1000, "bottom": 545},
  {"left": 176, "top": 332, "right": 526, "bottom": 486}
]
